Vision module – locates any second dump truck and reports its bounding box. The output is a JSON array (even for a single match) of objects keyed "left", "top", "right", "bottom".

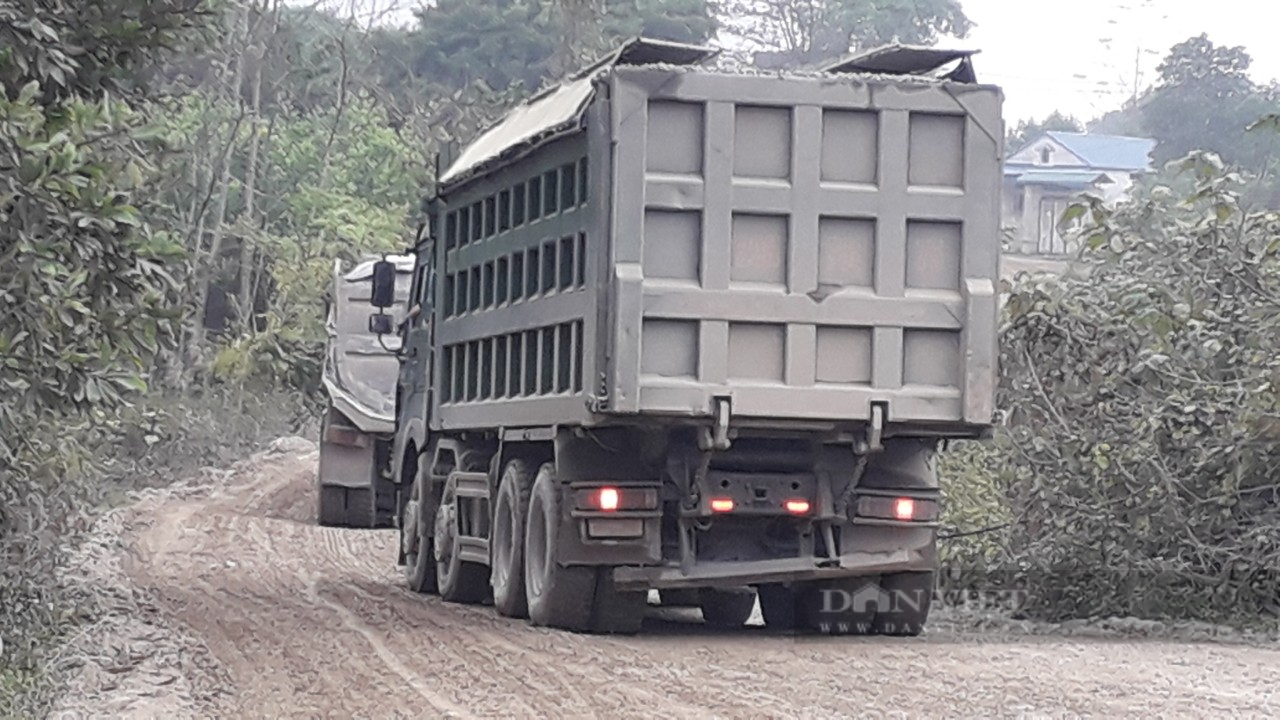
[
  {"left": 368, "top": 38, "right": 1003, "bottom": 635},
  {"left": 317, "top": 256, "right": 414, "bottom": 528}
]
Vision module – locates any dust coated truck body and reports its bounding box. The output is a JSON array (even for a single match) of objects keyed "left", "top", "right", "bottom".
[
  {"left": 370, "top": 38, "right": 1003, "bottom": 635},
  {"left": 317, "top": 255, "right": 414, "bottom": 528}
]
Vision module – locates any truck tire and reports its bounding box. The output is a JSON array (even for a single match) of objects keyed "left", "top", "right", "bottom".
[
  {"left": 346, "top": 486, "right": 376, "bottom": 528},
  {"left": 524, "top": 463, "right": 596, "bottom": 631},
  {"left": 402, "top": 466, "right": 438, "bottom": 594},
  {"left": 434, "top": 478, "right": 490, "bottom": 604},
  {"left": 491, "top": 459, "right": 533, "bottom": 618},
  {"left": 871, "top": 571, "right": 934, "bottom": 637},
  {"left": 698, "top": 588, "right": 756, "bottom": 629},
  {"left": 373, "top": 475, "right": 397, "bottom": 528},
  {"left": 757, "top": 583, "right": 805, "bottom": 632},
  {"left": 317, "top": 486, "right": 348, "bottom": 527}
]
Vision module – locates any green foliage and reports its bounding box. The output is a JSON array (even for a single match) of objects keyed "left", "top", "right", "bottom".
[
  {"left": 1142, "top": 34, "right": 1280, "bottom": 170},
  {"left": 147, "top": 77, "right": 510, "bottom": 386},
  {"left": 936, "top": 440, "right": 1016, "bottom": 593},
  {"left": 1087, "top": 103, "right": 1151, "bottom": 139},
  {"left": 391, "top": 0, "right": 560, "bottom": 93},
  {"left": 600, "top": 0, "right": 718, "bottom": 45},
  {"left": 0, "top": 0, "right": 216, "bottom": 102},
  {"left": 0, "top": 88, "right": 181, "bottom": 426},
  {"left": 369, "top": 0, "right": 718, "bottom": 106},
  {"left": 1, "top": 1, "right": 211, "bottom": 713},
  {"left": 724, "top": 0, "right": 972, "bottom": 68},
  {"left": 943, "top": 153, "right": 1280, "bottom": 624}
]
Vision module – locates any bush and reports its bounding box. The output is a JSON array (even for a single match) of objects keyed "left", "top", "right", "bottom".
[
  {"left": 940, "top": 154, "right": 1280, "bottom": 624},
  {"left": 936, "top": 439, "right": 1016, "bottom": 597}
]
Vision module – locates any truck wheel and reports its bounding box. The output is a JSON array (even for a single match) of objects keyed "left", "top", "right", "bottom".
[
  {"left": 434, "top": 479, "right": 490, "bottom": 604},
  {"left": 698, "top": 588, "right": 757, "bottom": 629},
  {"left": 802, "top": 577, "right": 880, "bottom": 636},
  {"left": 373, "top": 475, "right": 397, "bottom": 528},
  {"left": 757, "top": 583, "right": 805, "bottom": 632},
  {"left": 872, "top": 572, "right": 934, "bottom": 637},
  {"left": 346, "top": 486, "right": 376, "bottom": 528},
  {"left": 317, "top": 486, "right": 347, "bottom": 527},
  {"left": 402, "top": 466, "right": 438, "bottom": 594},
  {"left": 524, "top": 463, "right": 596, "bottom": 631},
  {"left": 491, "top": 459, "right": 533, "bottom": 618}
]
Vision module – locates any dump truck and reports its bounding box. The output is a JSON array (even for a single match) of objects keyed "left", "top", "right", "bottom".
[
  {"left": 317, "top": 255, "right": 414, "bottom": 528},
  {"left": 367, "top": 38, "right": 1002, "bottom": 635}
]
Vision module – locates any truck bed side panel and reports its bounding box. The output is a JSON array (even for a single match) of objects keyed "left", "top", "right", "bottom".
[{"left": 431, "top": 133, "right": 603, "bottom": 431}]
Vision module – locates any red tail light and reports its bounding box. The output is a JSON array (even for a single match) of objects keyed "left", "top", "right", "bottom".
[
  {"left": 323, "top": 424, "right": 368, "bottom": 448},
  {"left": 784, "top": 499, "right": 811, "bottom": 514},
  {"left": 854, "top": 494, "right": 939, "bottom": 522},
  {"left": 573, "top": 486, "right": 659, "bottom": 512},
  {"left": 597, "top": 487, "right": 620, "bottom": 512},
  {"left": 709, "top": 498, "right": 735, "bottom": 513}
]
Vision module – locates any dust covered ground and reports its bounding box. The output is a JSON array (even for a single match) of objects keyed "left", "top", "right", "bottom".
[{"left": 48, "top": 438, "right": 1280, "bottom": 718}]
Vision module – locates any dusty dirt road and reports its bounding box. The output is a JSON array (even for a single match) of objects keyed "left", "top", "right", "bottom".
[{"left": 51, "top": 438, "right": 1280, "bottom": 719}]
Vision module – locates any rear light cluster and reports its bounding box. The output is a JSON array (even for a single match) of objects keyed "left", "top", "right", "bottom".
[
  {"left": 574, "top": 486, "right": 659, "bottom": 513},
  {"left": 575, "top": 485, "right": 657, "bottom": 540},
  {"left": 323, "top": 424, "right": 368, "bottom": 448},
  {"left": 855, "top": 495, "right": 939, "bottom": 522}
]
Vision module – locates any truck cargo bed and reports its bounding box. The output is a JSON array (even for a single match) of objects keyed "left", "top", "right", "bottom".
[{"left": 430, "top": 53, "right": 1001, "bottom": 435}]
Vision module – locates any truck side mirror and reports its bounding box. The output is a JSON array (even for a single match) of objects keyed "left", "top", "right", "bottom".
[
  {"left": 368, "top": 313, "right": 394, "bottom": 335},
  {"left": 370, "top": 259, "right": 396, "bottom": 308}
]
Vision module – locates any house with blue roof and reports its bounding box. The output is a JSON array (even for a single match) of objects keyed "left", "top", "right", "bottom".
[{"left": 1003, "top": 131, "right": 1156, "bottom": 255}]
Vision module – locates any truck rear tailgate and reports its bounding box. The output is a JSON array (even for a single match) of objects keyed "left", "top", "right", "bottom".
[{"left": 604, "top": 68, "right": 1001, "bottom": 426}]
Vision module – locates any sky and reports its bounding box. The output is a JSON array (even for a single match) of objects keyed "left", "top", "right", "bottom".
[
  {"left": 938, "top": 0, "right": 1280, "bottom": 124},
  {"left": 309, "top": 0, "right": 1280, "bottom": 127}
]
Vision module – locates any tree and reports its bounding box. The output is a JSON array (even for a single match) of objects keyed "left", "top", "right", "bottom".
[
  {"left": 0, "top": 0, "right": 215, "bottom": 102},
  {"left": 1086, "top": 104, "right": 1147, "bottom": 138},
  {"left": 1, "top": 0, "right": 212, "bottom": 711},
  {"left": 1006, "top": 111, "right": 1084, "bottom": 154},
  {"left": 599, "top": 0, "right": 719, "bottom": 47},
  {"left": 723, "top": 0, "right": 972, "bottom": 69},
  {"left": 1141, "top": 34, "right": 1279, "bottom": 168},
  {"left": 369, "top": 0, "right": 719, "bottom": 107},
  {"left": 387, "top": 0, "right": 559, "bottom": 94}
]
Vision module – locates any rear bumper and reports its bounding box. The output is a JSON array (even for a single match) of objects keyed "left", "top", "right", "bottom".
[{"left": 611, "top": 547, "right": 933, "bottom": 591}]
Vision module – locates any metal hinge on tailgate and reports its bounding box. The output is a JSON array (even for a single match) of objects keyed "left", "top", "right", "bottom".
[
  {"left": 697, "top": 396, "right": 732, "bottom": 452},
  {"left": 855, "top": 401, "right": 887, "bottom": 455},
  {"left": 835, "top": 401, "right": 888, "bottom": 525}
]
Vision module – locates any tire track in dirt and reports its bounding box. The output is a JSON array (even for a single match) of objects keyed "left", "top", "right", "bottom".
[
  {"left": 305, "top": 579, "right": 477, "bottom": 718},
  {"left": 74, "top": 437, "right": 1280, "bottom": 718}
]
